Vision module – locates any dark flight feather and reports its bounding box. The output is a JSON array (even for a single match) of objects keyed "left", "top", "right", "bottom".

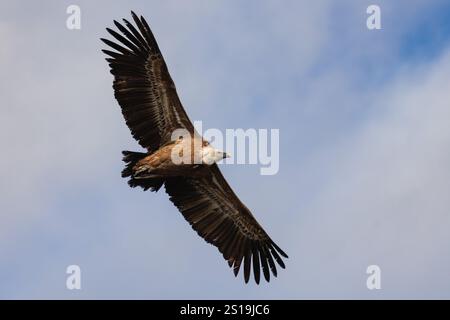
[{"left": 164, "top": 165, "right": 288, "bottom": 283}]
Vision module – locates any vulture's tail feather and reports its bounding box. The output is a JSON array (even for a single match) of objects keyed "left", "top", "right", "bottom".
[{"left": 121, "top": 150, "right": 164, "bottom": 192}]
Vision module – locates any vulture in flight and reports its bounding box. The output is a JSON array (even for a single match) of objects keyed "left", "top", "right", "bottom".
[{"left": 101, "top": 11, "right": 288, "bottom": 284}]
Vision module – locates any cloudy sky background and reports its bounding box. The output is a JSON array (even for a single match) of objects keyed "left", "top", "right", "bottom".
[{"left": 1, "top": 0, "right": 450, "bottom": 299}]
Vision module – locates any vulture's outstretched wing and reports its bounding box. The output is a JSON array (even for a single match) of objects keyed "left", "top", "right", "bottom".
[
  {"left": 165, "top": 164, "right": 288, "bottom": 284},
  {"left": 101, "top": 11, "right": 195, "bottom": 152}
]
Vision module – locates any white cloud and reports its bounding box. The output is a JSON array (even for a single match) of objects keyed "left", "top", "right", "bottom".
[{"left": 286, "top": 49, "right": 450, "bottom": 298}]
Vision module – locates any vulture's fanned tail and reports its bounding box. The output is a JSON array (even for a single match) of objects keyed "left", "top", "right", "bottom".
[{"left": 122, "top": 151, "right": 164, "bottom": 192}]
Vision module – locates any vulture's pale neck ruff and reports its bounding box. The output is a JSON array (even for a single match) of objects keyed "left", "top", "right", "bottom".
[{"left": 201, "top": 145, "right": 229, "bottom": 165}]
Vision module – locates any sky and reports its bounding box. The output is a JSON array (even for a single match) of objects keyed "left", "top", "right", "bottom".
[{"left": 1, "top": 0, "right": 450, "bottom": 299}]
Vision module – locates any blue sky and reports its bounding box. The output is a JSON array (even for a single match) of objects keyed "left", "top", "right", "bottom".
[{"left": 1, "top": 0, "right": 450, "bottom": 299}]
